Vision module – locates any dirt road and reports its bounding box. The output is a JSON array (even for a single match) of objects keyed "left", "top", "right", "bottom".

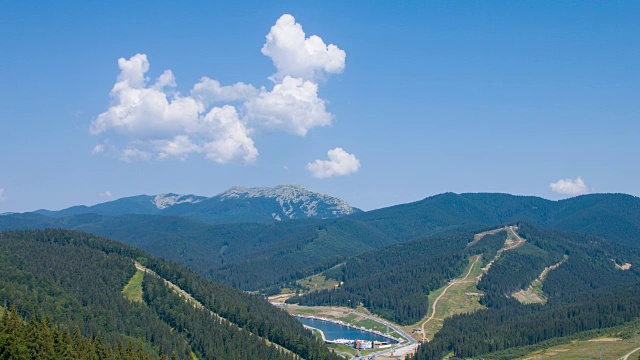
[
  {"left": 620, "top": 346, "right": 640, "bottom": 360},
  {"left": 420, "top": 255, "right": 481, "bottom": 341}
]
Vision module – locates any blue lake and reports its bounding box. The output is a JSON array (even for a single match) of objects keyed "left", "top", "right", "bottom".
[{"left": 296, "top": 317, "right": 397, "bottom": 343}]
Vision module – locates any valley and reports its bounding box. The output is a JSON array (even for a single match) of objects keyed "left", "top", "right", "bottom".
[
  {"left": 4, "top": 2, "right": 638, "bottom": 359},
  {"left": 280, "top": 304, "right": 418, "bottom": 358},
  {"left": 3, "top": 192, "right": 640, "bottom": 359}
]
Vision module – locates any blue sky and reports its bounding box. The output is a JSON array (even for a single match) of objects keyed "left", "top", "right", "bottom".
[{"left": 1, "top": 1, "right": 639, "bottom": 212}]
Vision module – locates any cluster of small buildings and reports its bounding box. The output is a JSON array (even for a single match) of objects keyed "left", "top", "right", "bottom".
[
  {"left": 356, "top": 340, "right": 393, "bottom": 350},
  {"left": 326, "top": 339, "right": 393, "bottom": 350}
]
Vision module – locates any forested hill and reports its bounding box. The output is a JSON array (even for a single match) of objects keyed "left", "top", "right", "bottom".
[
  {"left": 287, "top": 222, "right": 640, "bottom": 328},
  {"left": 1, "top": 192, "right": 639, "bottom": 292},
  {"left": 408, "top": 224, "right": 640, "bottom": 359},
  {"left": 352, "top": 192, "right": 640, "bottom": 245},
  {"left": 0, "top": 229, "right": 342, "bottom": 360}
]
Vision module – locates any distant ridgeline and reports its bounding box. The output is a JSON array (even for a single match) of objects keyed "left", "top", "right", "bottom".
[
  {"left": 0, "top": 229, "right": 341, "bottom": 360},
  {"left": 31, "top": 184, "right": 361, "bottom": 223}
]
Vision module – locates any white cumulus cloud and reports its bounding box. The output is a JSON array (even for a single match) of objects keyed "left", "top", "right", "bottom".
[
  {"left": 90, "top": 54, "right": 258, "bottom": 164},
  {"left": 200, "top": 106, "right": 258, "bottom": 164},
  {"left": 191, "top": 77, "right": 258, "bottom": 106},
  {"left": 0, "top": 188, "right": 5, "bottom": 203},
  {"left": 90, "top": 54, "right": 203, "bottom": 137},
  {"left": 155, "top": 135, "right": 200, "bottom": 161},
  {"left": 245, "top": 76, "right": 332, "bottom": 135},
  {"left": 262, "top": 14, "right": 346, "bottom": 81},
  {"left": 550, "top": 176, "right": 590, "bottom": 195},
  {"left": 90, "top": 14, "right": 345, "bottom": 165},
  {"left": 307, "top": 147, "right": 360, "bottom": 178}
]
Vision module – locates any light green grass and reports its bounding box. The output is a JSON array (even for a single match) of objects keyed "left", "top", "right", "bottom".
[
  {"left": 292, "top": 307, "right": 322, "bottom": 315},
  {"left": 327, "top": 343, "right": 357, "bottom": 356},
  {"left": 296, "top": 273, "right": 340, "bottom": 292},
  {"left": 517, "top": 337, "right": 639, "bottom": 359},
  {"left": 361, "top": 348, "right": 382, "bottom": 355},
  {"left": 404, "top": 255, "right": 486, "bottom": 341},
  {"left": 122, "top": 270, "right": 144, "bottom": 303},
  {"left": 480, "top": 321, "right": 640, "bottom": 359},
  {"left": 341, "top": 313, "right": 357, "bottom": 323}
]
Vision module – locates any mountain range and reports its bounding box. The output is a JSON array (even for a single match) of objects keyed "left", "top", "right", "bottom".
[
  {"left": 2, "top": 188, "right": 640, "bottom": 290},
  {"left": 2, "top": 186, "right": 640, "bottom": 359},
  {"left": 31, "top": 184, "right": 360, "bottom": 224}
]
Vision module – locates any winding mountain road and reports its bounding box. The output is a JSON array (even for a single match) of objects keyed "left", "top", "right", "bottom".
[
  {"left": 620, "top": 346, "right": 640, "bottom": 360},
  {"left": 420, "top": 255, "right": 482, "bottom": 341}
]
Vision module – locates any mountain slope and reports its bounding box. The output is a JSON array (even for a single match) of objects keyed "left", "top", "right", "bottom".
[
  {"left": 409, "top": 224, "right": 640, "bottom": 359},
  {"left": 0, "top": 229, "right": 342, "bottom": 360},
  {"left": 163, "top": 185, "right": 360, "bottom": 223}
]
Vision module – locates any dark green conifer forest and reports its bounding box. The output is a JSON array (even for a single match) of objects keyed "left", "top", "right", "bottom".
[{"left": 0, "top": 229, "right": 341, "bottom": 360}]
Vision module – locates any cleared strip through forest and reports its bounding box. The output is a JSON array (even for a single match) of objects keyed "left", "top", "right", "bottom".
[
  {"left": 512, "top": 255, "right": 568, "bottom": 304},
  {"left": 133, "top": 262, "right": 299, "bottom": 358},
  {"left": 420, "top": 255, "right": 483, "bottom": 342},
  {"left": 419, "top": 226, "right": 526, "bottom": 342}
]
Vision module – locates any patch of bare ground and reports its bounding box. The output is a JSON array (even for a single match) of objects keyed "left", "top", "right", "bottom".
[
  {"left": 614, "top": 260, "right": 632, "bottom": 270},
  {"left": 587, "top": 337, "right": 622, "bottom": 342},
  {"left": 467, "top": 227, "right": 506, "bottom": 248},
  {"left": 512, "top": 290, "right": 543, "bottom": 303},
  {"left": 268, "top": 293, "right": 294, "bottom": 303},
  {"left": 477, "top": 225, "right": 525, "bottom": 282},
  {"left": 512, "top": 255, "right": 568, "bottom": 304}
]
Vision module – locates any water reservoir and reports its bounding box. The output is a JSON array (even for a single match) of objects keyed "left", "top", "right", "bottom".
[{"left": 296, "top": 317, "right": 398, "bottom": 343}]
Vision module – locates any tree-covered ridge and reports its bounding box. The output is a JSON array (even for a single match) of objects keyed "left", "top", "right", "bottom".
[
  {"left": 142, "top": 275, "right": 296, "bottom": 360},
  {"left": 409, "top": 224, "right": 640, "bottom": 359},
  {"left": 286, "top": 228, "right": 505, "bottom": 325},
  {"left": 0, "top": 306, "right": 161, "bottom": 360},
  {"left": 0, "top": 230, "right": 192, "bottom": 358},
  {"left": 0, "top": 229, "right": 342, "bottom": 360}
]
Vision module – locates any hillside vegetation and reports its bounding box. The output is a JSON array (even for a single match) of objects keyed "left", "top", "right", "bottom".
[
  {"left": 0, "top": 229, "right": 342, "bottom": 360},
  {"left": 0, "top": 306, "right": 159, "bottom": 360},
  {"left": 409, "top": 224, "right": 640, "bottom": 359}
]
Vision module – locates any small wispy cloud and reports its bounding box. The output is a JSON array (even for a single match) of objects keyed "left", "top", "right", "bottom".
[
  {"left": 0, "top": 188, "right": 5, "bottom": 203},
  {"left": 550, "top": 176, "right": 589, "bottom": 195},
  {"left": 91, "top": 144, "right": 105, "bottom": 155},
  {"left": 307, "top": 147, "right": 360, "bottom": 178},
  {"left": 98, "top": 191, "right": 113, "bottom": 199}
]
